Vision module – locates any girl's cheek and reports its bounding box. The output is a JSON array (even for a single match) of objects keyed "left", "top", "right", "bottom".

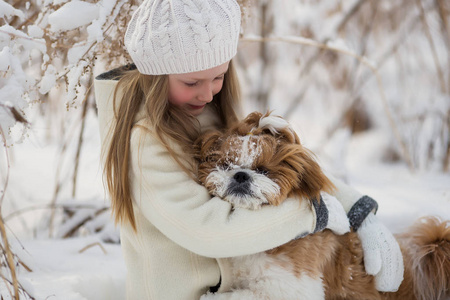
[
  {"left": 212, "top": 82, "right": 223, "bottom": 96},
  {"left": 169, "top": 86, "right": 194, "bottom": 105}
]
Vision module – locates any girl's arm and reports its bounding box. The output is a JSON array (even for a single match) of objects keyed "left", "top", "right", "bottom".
[
  {"left": 325, "top": 172, "right": 379, "bottom": 231},
  {"left": 130, "top": 125, "right": 320, "bottom": 258}
]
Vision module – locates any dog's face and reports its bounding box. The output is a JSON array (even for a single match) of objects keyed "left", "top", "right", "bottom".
[{"left": 196, "top": 112, "right": 334, "bottom": 210}]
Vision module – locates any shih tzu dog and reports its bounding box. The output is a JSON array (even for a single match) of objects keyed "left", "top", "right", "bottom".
[{"left": 196, "top": 112, "right": 450, "bottom": 300}]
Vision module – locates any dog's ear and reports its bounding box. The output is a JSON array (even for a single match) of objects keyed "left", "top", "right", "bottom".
[
  {"left": 244, "top": 111, "right": 264, "bottom": 127},
  {"left": 195, "top": 131, "right": 224, "bottom": 185},
  {"left": 280, "top": 145, "right": 335, "bottom": 201},
  {"left": 258, "top": 113, "right": 300, "bottom": 144},
  {"left": 194, "top": 130, "right": 223, "bottom": 162},
  {"left": 231, "top": 111, "right": 264, "bottom": 136}
]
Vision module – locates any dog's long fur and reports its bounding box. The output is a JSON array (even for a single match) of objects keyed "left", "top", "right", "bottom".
[{"left": 196, "top": 112, "right": 450, "bottom": 300}]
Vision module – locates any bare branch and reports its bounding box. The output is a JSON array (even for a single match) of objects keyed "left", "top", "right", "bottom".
[
  {"left": 0, "top": 104, "right": 28, "bottom": 126},
  {"left": 0, "top": 129, "right": 19, "bottom": 300},
  {"left": 79, "top": 242, "right": 107, "bottom": 255},
  {"left": 415, "top": 0, "right": 447, "bottom": 94},
  {"left": 5, "top": 203, "right": 110, "bottom": 222},
  {"left": 72, "top": 79, "right": 93, "bottom": 197}
]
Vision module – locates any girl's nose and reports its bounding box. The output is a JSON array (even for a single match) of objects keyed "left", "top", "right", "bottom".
[{"left": 198, "top": 83, "right": 213, "bottom": 102}]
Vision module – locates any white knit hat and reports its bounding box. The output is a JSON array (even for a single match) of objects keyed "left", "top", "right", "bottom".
[{"left": 124, "top": 0, "right": 241, "bottom": 75}]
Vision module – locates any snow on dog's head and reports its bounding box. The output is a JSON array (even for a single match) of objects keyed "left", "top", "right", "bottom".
[{"left": 195, "top": 112, "right": 335, "bottom": 209}]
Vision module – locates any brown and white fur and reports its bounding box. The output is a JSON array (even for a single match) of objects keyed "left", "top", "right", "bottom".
[{"left": 196, "top": 112, "right": 450, "bottom": 300}]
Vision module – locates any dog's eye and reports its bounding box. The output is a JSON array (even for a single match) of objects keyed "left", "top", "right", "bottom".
[
  {"left": 221, "top": 162, "right": 231, "bottom": 170},
  {"left": 255, "top": 167, "right": 268, "bottom": 175},
  {"left": 205, "top": 154, "right": 219, "bottom": 163}
]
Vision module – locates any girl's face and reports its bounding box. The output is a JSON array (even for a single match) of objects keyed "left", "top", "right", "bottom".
[{"left": 168, "top": 61, "right": 230, "bottom": 116}]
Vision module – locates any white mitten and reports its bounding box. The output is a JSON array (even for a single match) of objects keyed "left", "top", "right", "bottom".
[
  {"left": 357, "top": 213, "right": 404, "bottom": 291},
  {"left": 322, "top": 193, "right": 350, "bottom": 235}
]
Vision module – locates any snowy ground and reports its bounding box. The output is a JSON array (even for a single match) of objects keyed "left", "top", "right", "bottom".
[
  {"left": 12, "top": 237, "right": 126, "bottom": 300},
  {"left": 1, "top": 115, "right": 450, "bottom": 300}
]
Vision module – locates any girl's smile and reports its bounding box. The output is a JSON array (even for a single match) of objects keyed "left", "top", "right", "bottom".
[{"left": 188, "top": 104, "right": 206, "bottom": 110}]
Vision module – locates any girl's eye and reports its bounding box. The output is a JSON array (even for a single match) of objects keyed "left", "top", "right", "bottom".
[
  {"left": 184, "top": 82, "right": 198, "bottom": 87},
  {"left": 214, "top": 75, "right": 224, "bottom": 81}
]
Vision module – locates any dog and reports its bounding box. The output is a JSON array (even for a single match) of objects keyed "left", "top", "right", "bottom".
[{"left": 195, "top": 111, "right": 450, "bottom": 300}]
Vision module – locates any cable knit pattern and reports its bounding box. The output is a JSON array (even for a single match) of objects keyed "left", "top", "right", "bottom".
[
  {"left": 133, "top": 0, "right": 153, "bottom": 52},
  {"left": 158, "top": 1, "right": 173, "bottom": 61},
  {"left": 184, "top": 0, "right": 216, "bottom": 51},
  {"left": 124, "top": 0, "right": 241, "bottom": 75}
]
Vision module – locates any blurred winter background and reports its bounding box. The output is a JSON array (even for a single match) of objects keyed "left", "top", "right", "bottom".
[{"left": 0, "top": 0, "right": 449, "bottom": 299}]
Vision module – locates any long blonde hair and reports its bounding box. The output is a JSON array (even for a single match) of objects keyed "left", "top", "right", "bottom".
[{"left": 104, "top": 61, "right": 241, "bottom": 230}]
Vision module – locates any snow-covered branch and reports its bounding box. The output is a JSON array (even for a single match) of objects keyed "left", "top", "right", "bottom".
[{"left": 0, "top": 0, "right": 135, "bottom": 145}]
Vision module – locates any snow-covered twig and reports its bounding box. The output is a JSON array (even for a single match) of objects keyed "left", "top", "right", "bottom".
[
  {"left": 0, "top": 103, "right": 28, "bottom": 130},
  {"left": 0, "top": 29, "right": 45, "bottom": 45}
]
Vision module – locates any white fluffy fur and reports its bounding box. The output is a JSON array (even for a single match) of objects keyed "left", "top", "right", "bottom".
[
  {"left": 233, "top": 135, "right": 261, "bottom": 168},
  {"left": 201, "top": 253, "right": 325, "bottom": 300},
  {"left": 258, "top": 116, "right": 295, "bottom": 140}
]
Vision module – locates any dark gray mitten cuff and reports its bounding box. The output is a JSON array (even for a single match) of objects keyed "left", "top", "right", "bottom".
[
  {"left": 312, "top": 196, "right": 328, "bottom": 233},
  {"left": 347, "top": 195, "right": 378, "bottom": 231},
  {"left": 293, "top": 196, "right": 328, "bottom": 240}
]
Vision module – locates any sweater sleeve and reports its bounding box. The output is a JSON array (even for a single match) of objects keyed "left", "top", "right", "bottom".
[
  {"left": 325, "top": 171, "right": 379, "bottom": 230},
  {"left": 129, "top": 126, "right": 318, "bottom": 258},
  {"left": 326, "top": 171, "right": 364, "bottom": 213}
]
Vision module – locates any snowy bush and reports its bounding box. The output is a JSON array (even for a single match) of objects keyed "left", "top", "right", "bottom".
[{"left": 0, "top": 0, "right": 134, "bottom": 146}]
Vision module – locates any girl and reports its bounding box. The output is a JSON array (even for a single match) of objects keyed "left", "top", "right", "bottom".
[{"left": 94, "top": 0, "right": 403, "bottom": 299}]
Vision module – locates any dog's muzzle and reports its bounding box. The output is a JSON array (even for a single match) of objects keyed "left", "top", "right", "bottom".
[{"left": 227, "top": 171, "right": 253, "bottom": 196}]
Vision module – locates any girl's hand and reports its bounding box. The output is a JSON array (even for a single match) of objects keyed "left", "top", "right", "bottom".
[
  {"left": 321, "top": 193, "right": 351, "bottom": 235},
  {"left": 357, "top": 213, "right": 404, "bottom": 292}
]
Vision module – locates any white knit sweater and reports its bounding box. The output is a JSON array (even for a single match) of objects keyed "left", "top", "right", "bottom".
[{"left": 94, "top": 72, "right": 363, "bottom": 300}]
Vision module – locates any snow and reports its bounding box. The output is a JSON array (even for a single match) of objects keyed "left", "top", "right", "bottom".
[
  {"left": 345, "top": 132, "right": 450, "bottom": 233},
  {"left": 39, "top": 65, "right": 57, "bottom": 95},
  {"left": 0, "top": 46, "right": 11, "bottom": 71},
  {"left": 48, "top": 1, "right": 100, "bottom": 32},
  {"left": 27, "top": 25, "right": 44, "bottom": 39},
  {"left": 0, "top": 0, "right": 25, "bottom": 20},
  {"left": 11, "top": 237, "right": 126, "bottom": 300}
]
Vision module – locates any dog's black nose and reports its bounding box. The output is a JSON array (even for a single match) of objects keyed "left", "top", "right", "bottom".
[{"left": 234, "top": 171, "right": 250, "bottom": 183}]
